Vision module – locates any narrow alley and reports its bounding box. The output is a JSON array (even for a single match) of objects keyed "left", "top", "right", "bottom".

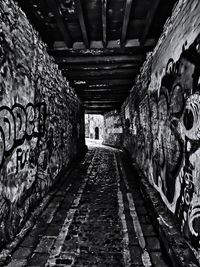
[
  {"left": 3, "top": 142, "right": 169, "bottom": 267},
  {"left": 0, "top": 0, "right": 200, "bottom": 266}
]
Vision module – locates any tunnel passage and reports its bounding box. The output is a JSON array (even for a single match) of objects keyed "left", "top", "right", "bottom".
[
  {"left": 5, "top": 144, "right": 172, "bottom": 267},
  {"left": 0, "top": 0, "right": 200, "bottom": 266}
]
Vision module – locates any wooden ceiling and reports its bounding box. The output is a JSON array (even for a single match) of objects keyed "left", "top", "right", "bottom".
[{"left": 17, "top": 0, "right": 177, "bottom": 114}]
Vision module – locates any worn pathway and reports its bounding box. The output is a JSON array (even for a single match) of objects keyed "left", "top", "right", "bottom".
[{"left": 5, "top": 143, "right": 171, "bottom": 267}]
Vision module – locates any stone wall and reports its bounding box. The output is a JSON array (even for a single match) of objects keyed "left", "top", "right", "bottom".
[
  {"left": 103, "top": 110, "right": 123, "bottom": 147},
  {"left": 0, "top": 0, "right": 85, "bottom": 247},
  {"left": 122, "top": 0, "right": 200, "bottom": 249}
]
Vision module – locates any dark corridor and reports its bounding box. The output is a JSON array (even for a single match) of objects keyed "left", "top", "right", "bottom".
[
  {"left": 5, "top": 143, "right": 171, "bottom": 267},
  {"left": 0, "top": 0, "right": 200, "bottom": 266}
]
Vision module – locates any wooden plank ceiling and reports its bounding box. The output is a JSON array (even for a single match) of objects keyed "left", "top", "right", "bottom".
[{"left": 17, "top": 0, "right": 177, "bottom": 114}]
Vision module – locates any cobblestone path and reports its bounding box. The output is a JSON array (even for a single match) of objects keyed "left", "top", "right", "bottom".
[{"left": 5, "top": 145, "right": 171, "bottom": 267}]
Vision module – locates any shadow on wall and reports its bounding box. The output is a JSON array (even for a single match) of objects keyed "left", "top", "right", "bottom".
[{"left": 122, "top": 33, "right": 200, "bottom": 249}]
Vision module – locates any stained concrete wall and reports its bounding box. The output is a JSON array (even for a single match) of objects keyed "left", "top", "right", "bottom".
[
  {"left": 122, "top": 0, "right": 200, "bottom": 249},
  {"left": 103, "top": 110, "right": 123, "bottom": 147},
  {"left": 0, "top": 0, "right": 85, "bottom": 247}
]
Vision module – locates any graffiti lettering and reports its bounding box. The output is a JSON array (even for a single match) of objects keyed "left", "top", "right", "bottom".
[
  {"left": 0, "top": 102, "right": 46, "bottom": 168},
  {"left": 16, "top": 148, "right": 29, "bottom": 174},
  {"left": 124, "top": 34, "right": 200, "bottom": 248}
]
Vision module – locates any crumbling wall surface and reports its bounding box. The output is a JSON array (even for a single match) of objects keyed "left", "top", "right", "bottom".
[
  {"left": 103, "top": 110, "right": 123, "bottom": 147},
  {"left": 0, "top": 0, "right": 85, "bottom": 247},
  {"left": 122, "top": 0, "right": 200, "bottom": 249}
]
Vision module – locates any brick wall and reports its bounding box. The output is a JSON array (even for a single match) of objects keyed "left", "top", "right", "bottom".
[
  {"left": 103, "top": 110, "right": 123, "bottom": 147},
  {"left": 0, "top": 0, "right": 85, "bottom": 247},
  {"left": 122, "top": 0, "right": 200, "bottom": 249}
]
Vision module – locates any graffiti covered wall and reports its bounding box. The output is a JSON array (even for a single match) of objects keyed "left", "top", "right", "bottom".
[
  {"left": 103, "top": 110, "right": 123, "bottom": 147},
  {"left": 0, "top": 0, "right": 85, "bottom": 247},
  {"left": 122, "top": 0, "right": 200, "bottom": 249}
]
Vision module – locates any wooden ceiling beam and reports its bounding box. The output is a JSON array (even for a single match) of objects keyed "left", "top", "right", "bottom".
[
  {"left": 121, "top": 0, "right": 134, "bottom": 48},
  {"left": 82, "top": 97, "right": 127, "bottom": 101},
  {"left": 48, "top": 39, "right": 155, "bottom": 56},
  {"left": 63, "top": 67, "right": 138, "bottom": 75},
  {"left": 73, "top": 78, "right": 133, "bottom": 87},
  {"left": 74, "top": 0, "right": 90, "bottom": 48},
  {"left": 81, "top": 96, "right": 128, "bottom": 101},
  {"left": 140, "top": 0, "right": 160, "bottom": 45},
  {"left": 56, "top": 55, "right": 144, "bottom": 64},
  {"left": 64, "top": 69, "right": 137, "bottom": 79},
  {"left": 16, "top": 0, "right": 53, "bottom": 46},
  {"left": 59, "top": 62, "right": 141, "bottom": 70},
  {"left": 77, "top": 85, "right": 131, "bottom": 91},
  {"left": 83, "top": 101, "right": 122, "bottom": 106},
  {"left": 47, "top": 0, "right": 73, "bottom": 48},
  {"left": 79, "top": 89, "right": 130, "bottom": 94},
  {"left": 84, "top": 104, "right": 121, "bottom": 109},
  {"left": 102, "top": 0, "right": 107, "bottom": 47},
  {"left": 75, "top": 90, "right": 131, "bottom": 95},
  {"left": 85, "top": 110, "right": 104, "bottom": 114}
]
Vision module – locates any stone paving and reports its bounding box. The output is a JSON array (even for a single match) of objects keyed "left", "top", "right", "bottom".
[{"left": 5, "top": 144, "right": 171, "bottom": 267}]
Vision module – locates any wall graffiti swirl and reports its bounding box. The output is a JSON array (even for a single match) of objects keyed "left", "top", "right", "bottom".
[{"left": 123, "top": 34, "right": 200, "bottom": 248}]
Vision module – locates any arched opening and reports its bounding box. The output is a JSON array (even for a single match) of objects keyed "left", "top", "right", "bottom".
[{"left": 95, "top": 127, "right": 99, "bottom": 140}]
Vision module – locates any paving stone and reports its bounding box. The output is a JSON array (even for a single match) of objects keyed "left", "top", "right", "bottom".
[
  {"left": 34, "top": 237, "right": 55, "bottom": 253},
  {"left": 146, "top": 236, "right": 161, "bottom": 251},
  {"left": 20, "top": 234, "right": 40, "bottom": 248},
  {"left": 12, "top": 247, "right": 33, "bottom": 259},
  {"left": 38, "top": 207, "right": 59, "bottom": 224},
  {"left": 47, "top": 197, "right": 64, "bottom": 208},
  {"left": 6, "top": 259, "right": 27, "bottom": 267},
  {"left": 44, "top": 224, "right": 61, "bottom": 237},
  {"left": 5, "top": 147, "right": 171, "bottom": 267},
  {"left": 27, "top": 252, "right": 49, "bottom": 266},
  {"left": 150, "top": 251, "right": 170, "bottom": 267},
  {"left": 135, "top": 206, "right": 148, "bottom": 216},
  {"left": 138, "top": 215, "right": 151, "bottom": 224},
  {"left": 140, "top": 223, "right": 156, "bottom": 237},
  {"left": 129, "top": 245, "right": 143, "bottom": 265}
]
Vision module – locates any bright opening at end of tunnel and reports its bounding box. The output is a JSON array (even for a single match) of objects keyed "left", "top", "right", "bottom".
[{"left": 84, "top": 114, "right": 104, "bottom": 147}]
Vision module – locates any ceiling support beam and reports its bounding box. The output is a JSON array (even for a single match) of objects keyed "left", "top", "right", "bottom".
[
  {"left": 74, "top": 79, "right": 133, "bottom": 87},
  {"left": 101, "top": 0, "right": 107, "bottom": 47},
  {"left": 63, "top": 67, "right": 138, "bottom": 75},
  {"left": 74, "top": 0, "right": 90, "bottom": 48},
  {"left": 85, "top": 110, "right": 104, "bottom": 114},
  {"left": 47, "top": 0, "right": 73, "bottom": 48},
  {"left": 84, "top": 104, "right": 121, "bottom": 109},
  {"left": 64, "top": 69, "right": 137, "bottom": 79},
  {"left": 121, "top": 0, "right": 133, "bottom": 48},
  {"left": 56, "top": 55, "right": 144, "bottom": 64},
  {"left": 78, "top": 88, "right": 130, "bottom": 93},
  {"left": 83, "top": 100, "right": 122, "bottom": 104},
  {"left": 140, "top": 0, "right": 160, "bottom": 45},
  {"left": 17, "top": 1, "right": 53, "bottom": 46},
  {"left": 81, "top": 96, "right": 128, "bottom": 100},
  {"left": 48, "top": 39, "right": 155, "bottom": 56},
  {"left": 59, "top": 63, "right": 140, "bottom": 70}
]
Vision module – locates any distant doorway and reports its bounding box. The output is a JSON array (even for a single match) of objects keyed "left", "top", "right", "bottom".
[{"left": 95, "top": 127, "right": 99, "bottom": 140}]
